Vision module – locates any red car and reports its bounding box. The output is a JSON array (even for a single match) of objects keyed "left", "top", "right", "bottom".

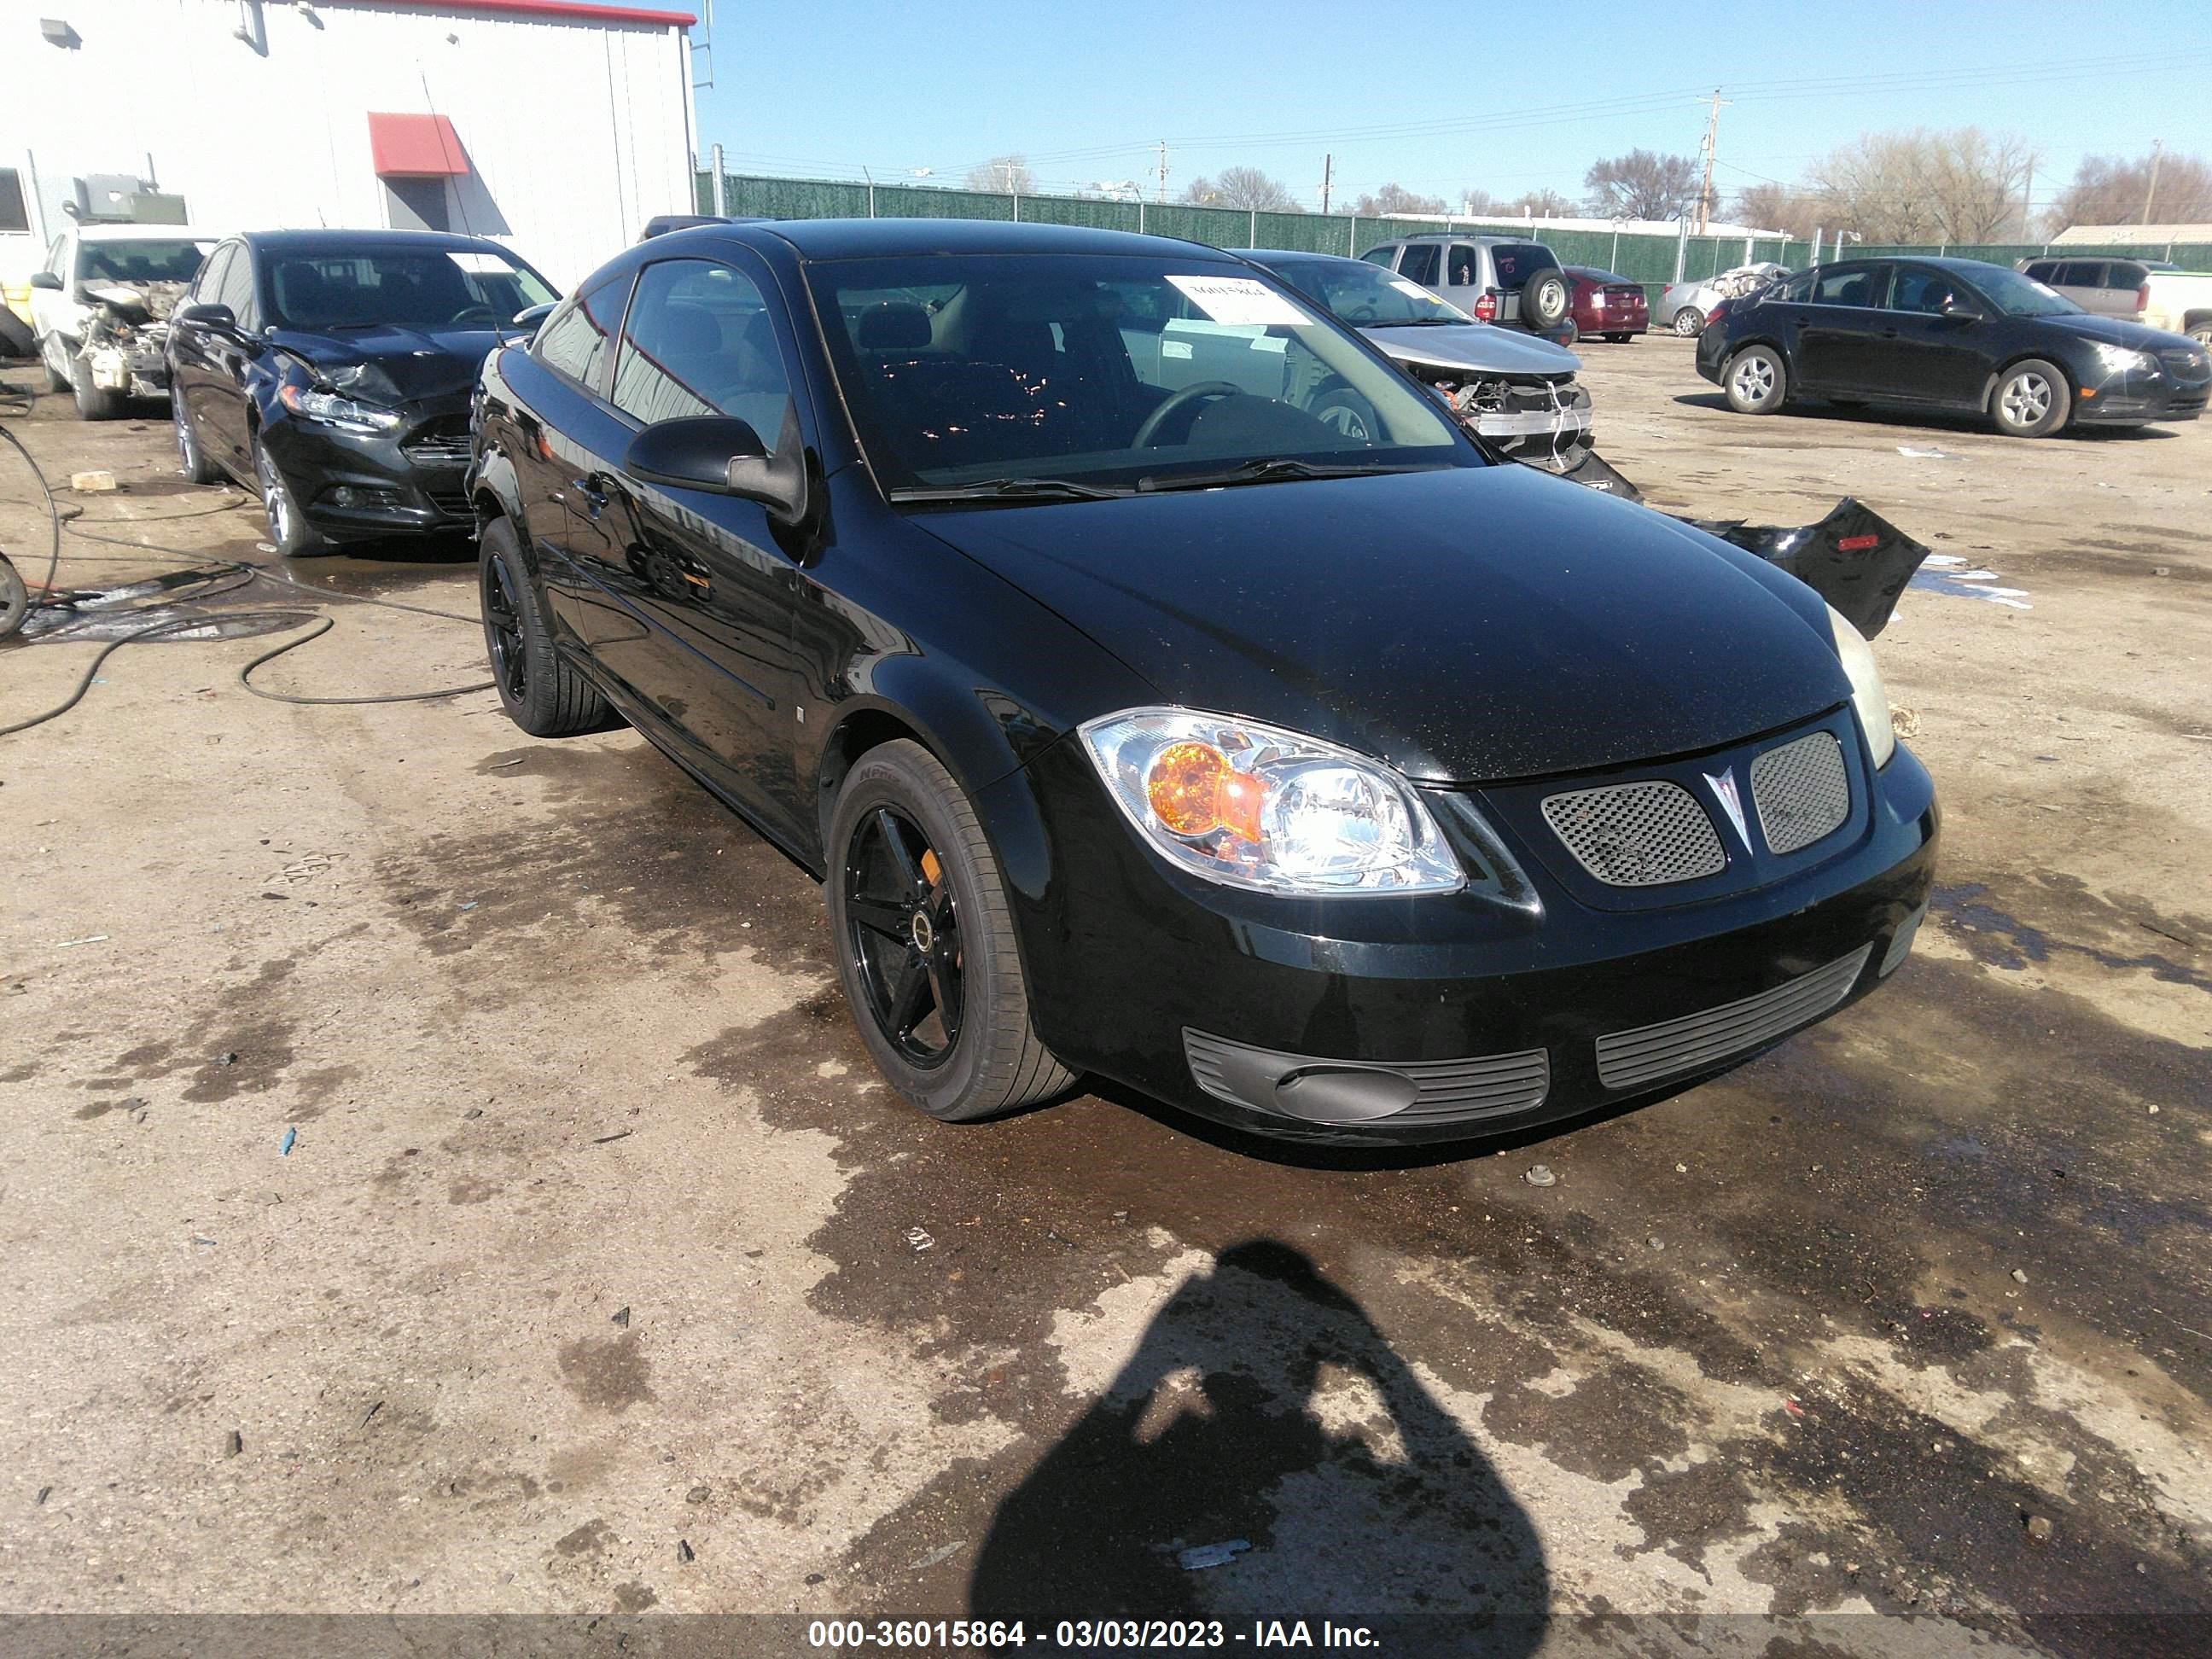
[{"left": 1564, "top": 267, "right": 1649, "bottom": 342}]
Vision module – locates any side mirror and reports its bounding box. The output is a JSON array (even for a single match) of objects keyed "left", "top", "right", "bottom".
[
  {"left": 513, "top": 301, "right": 556, "bottom": 335},
  {"left": 1937, "top": 297, "right": 1981, "bottom": 323},
  {"left": 174, "top": 301, "right": 236, "bottom": 331},
  {"left": 622, "top": 405, "right": 809, "bottom": 528},
  {"left": 29, "top": 271, "right": 63, "bottom": 291}
]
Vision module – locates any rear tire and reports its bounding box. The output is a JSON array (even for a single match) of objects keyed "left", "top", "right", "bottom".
[
  {"left": 174, "top": 396, "right": 221, "bottom": 485},
  {"left": 71, "top": 355, "right": 124, "bottom": 422},
  {"left": 1989, "top": 358, "right": 2070, "bottom": 438},
  {"left": 1724, "top": 345, "right": 1788, "bottom": 415},
  {"left": 828, "top": 739, "right": 1074, "bottom": 1123},
  {"left": 479, "top": 514, "right": 611, "bottom": 736},
  {"left": 2185, "top": 319, "right": 2211, "bottom": 349},
  {"left": 1521, "top": 271, "right": 1570, "bottom": 333},
  {"left": 1673, "top": 307, "right": 1706, "bottom": 337},
  {"left": 1605, "top": 332, "right": 1634, "bottom": 344}
]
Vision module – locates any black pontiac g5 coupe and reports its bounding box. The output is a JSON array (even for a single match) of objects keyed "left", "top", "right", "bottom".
[{"left": 469, "top": 219, "right": 1937, "bottom": 1145}]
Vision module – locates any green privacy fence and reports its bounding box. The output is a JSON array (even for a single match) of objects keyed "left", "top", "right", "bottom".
[{"left": 696, "top": 172, "right": 2212, "bottom": 294}]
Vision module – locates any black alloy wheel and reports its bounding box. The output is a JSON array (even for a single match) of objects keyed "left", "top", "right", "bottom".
[
  {"left": 844, "top": 805, "right": 965, "bottom": 1069},
  {"left": 477, "top": 515, "right": 611, "bottom": 736},
  {"left": 174, "top": 396, "right": 220, "bottom": 485},
  {"left": 253, "top": 436, "right": 326, "bottom": 556},
  {"left": 827, "top": 739, "right": 1074, "bottom": 1121}
]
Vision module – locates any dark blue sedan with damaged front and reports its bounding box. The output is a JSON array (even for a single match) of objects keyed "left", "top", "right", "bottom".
[{"left": 466, "top": 219, "right": 1936, "bottom": 1145}]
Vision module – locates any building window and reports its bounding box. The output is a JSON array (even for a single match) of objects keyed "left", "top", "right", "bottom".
[
  {"left": 0, "top": 170, "right": 29, "bottom": 236},
  {"left": 385, "top": 178, "right": 451, "bottom": 234}
]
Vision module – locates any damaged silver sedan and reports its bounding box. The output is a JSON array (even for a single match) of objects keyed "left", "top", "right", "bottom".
[
  {"left": 27, "top": 225, "right": 215, "bottom": 421},
  {"left": 1249, "top": 248, "right": 1594, "bottom": 471}
]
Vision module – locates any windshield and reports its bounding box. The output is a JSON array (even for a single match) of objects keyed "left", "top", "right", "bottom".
[
  {"left": 77, "top": 239, "right": 213, "bottom": 285},
  {"left": 1263, "top": 258, "right": 1474, "bottom": 327},
  {"left": 1967, "top": 265, "right": 2082, "bottom": 318},
  {"left": 265, "top": 247, "right": 558, "bottom": 331},
  {"left": 808, "top": 253, "right": 1474, "bottom": 494}
]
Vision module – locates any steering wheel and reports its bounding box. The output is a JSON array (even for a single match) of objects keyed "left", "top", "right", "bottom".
[
  {"left": 1343, "top": 302, "right": 1382, "bottom": 322},
  {"left": 451, "top": 305, "right": 500, "bottom": 328},
  {"left": 1133, "top": 381, "right": 1243, "bottom": 449}
]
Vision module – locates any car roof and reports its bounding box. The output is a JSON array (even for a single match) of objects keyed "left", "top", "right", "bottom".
[
  {"left": 72, "top": 223, "right": 213, "bottom": 242},
  {"left": 737, "top": 217, "right": 1232, "bottom": 261},
  {"left": 1382, "top": 232, "right": 1545, "bottom": 246},
  {"left": 1243, "top": 247, "right": 1357, "bottom": 266},
  {"left": 239, "top": 228, "right": 520, "bottom": 257}
]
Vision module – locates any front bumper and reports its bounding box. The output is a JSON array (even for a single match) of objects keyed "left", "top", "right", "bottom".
[
  {"left": 2074, "top": 356, "right": 2208, "bottom": 423},
  {"left": 1458, "top": 381, "right": 1595, "bottom": 465},
  {"left": 1004, "top": 718, "right": 1937, "bottom": 1144},
  {"left": 82, "top": 329, "right": 173, "bottom": 399},
  {"left": 260, "top": 403, "right": 476, "bottom": 541}
]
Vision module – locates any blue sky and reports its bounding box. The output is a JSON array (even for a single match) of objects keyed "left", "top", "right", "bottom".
[{"left": 676, "top": 2, "right": 2210, "bottom": 214}]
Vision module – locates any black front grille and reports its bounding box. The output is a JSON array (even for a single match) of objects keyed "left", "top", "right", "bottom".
[
  {"left": 402, "top": 414, "right": 474, "bottom": 466},
  {"left": 421, "top": 483, "right": 472, "bottom": 517},
  {"left": 2157, "top": 348, "right": 2209, "bottom": 384}
]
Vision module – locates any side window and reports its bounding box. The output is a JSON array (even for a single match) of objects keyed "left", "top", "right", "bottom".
[
  {"left": 1812, "top": 266, "right": 1881, "bottom": 308},
  {"left": 610, "top": 259, "right": 792, "bottom": 451},
  {"left": 1359, "top": 247, "right": 1394, "bottom": 269},
  {"left": 216, "top": 247, "right": 257, "bottom": 326},
  {"left": 533, "top": 276, "right": 626, "bottom": 393},
  {"left": 1887, "top": 268, "right": 1957, "bottom": 315},
  {"left": 1397, "top": 244, "right": 1440, "bottom": 286},
  {"left": 0, "top": 169, "right": 27, "bottom": 236},
  {"left": 2054, "top": 262, "right": 2099, "bottom": 288},
  {"left": 192, "top": 244, "right": 233, "bottom": 305},
  {"left": 2021, "top": 261, "right": 2057, "bottom": 284},
  {"left": 1778, "top": 270, "right": 1819, "bottom": 302},
  {"left": 1446, "top": 245, "right": 1479, "bottom": 287},
  {"left": 2108, "top": 262, "right": 2145, "bottom": 290}
]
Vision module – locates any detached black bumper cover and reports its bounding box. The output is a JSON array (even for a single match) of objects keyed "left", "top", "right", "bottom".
[
  {"left": 259, "top": 402, "right": 475, "bottom": 541},
  {"left": 1690, "top": 497, "right": 1932, "bottom": 638}
]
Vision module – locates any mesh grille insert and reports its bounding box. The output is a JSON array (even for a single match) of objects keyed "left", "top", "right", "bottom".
[
  {"left": 1540, "top": 780, "right": 1725, "bottom": 888},
  {"left": 1749, "top": 731, "right": 1851, "bottom": 855}
]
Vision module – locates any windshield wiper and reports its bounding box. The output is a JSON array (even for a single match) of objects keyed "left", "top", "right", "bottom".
[
  {"left": 888, "top": 477, "right": 1134, "bottom": 504},
  {"left": 1136, "top": 457, "right": 1410, "bottom": 493}
]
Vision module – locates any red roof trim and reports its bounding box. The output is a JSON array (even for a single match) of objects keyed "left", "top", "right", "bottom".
[
  {"left": 334, "top": 0, "right": 695, "bottom": 28},
  {"left": 370, "top": 112, "right": 469, "bottom": 178}
]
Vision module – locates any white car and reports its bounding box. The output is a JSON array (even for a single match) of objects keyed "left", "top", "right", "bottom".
[
  {"left": 26, "top": 223, "right": 216, "bottom": 418},
  {"left": 1656, "top": 262, "right": 1790, "bottom": 337}
]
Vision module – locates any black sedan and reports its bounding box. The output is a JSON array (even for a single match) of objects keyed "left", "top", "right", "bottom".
[
  {"left": 470, "top": 219, "right": 1936, "bottom": 1145},
  {"left": 1697, "top": 256, "right": 2211, "bottom": 437},
  {"left": 168, "top": 229, "right": 557, "bottom": 553}
]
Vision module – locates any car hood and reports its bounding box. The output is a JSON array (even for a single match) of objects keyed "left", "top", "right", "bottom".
[
  {"left": 921, "top": 463, "right": 1851, "bottom": 783},
  {"left": 2027, "top": 311, "right": 2200, "bottom": 352},
  {"left": 1361, "top": 323, "right": 1580, "bottom": 379},
  {"left": 267, "top": 324, "right": 507, "bottom": 404}
]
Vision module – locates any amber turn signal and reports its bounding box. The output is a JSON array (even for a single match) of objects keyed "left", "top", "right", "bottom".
[{"left": 1144, "top": 742, "right": 1265, "bottom": 842}]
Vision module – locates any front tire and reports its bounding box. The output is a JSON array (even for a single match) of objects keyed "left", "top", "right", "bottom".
[
  {"left": 2186, "top": 319, "right": 2212, "bottom": 349},
  {"left": 1673, "top": 308, "right": 1705, "bottom": 338},
  {"left": 479, "top": 515, "right": 610, "bottom": 736},
  {"left": 1605, "top": 333, "right": 1634, "bottom": 344},
  {"left": 828, "top": 740, "right": 1074, "bottom": 1122},
  {"left": 253, "top": 435, "right": 327, "bottom": 556},
  {"left": 71, "top": 355, "right": 123, "bottom": 422},
  {"left": 1724, "top": 345, "right": 1788, "bottom": 415},
  {"left": 1989, "top": 358, "right": 2069, "bottom": 438}
]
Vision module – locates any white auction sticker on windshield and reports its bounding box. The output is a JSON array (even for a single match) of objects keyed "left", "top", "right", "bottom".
[
  {"left": 1389, "top": 279, "right": 1433, "bottom": 300},
  {"left": 1167, "top": 274, "right": 1313, "bottom": 326},
  {"left": 449, "top": 252, "right": 513, "bottom": 274}
]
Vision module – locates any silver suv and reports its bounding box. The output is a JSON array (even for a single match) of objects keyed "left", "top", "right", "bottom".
[{"left": 1359, "top": 234, "right": 1575, "bottom": 343}]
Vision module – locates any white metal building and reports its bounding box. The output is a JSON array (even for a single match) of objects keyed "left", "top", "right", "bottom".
[{"left": 2, "top": 0, "right": 697, "bottom": 298}]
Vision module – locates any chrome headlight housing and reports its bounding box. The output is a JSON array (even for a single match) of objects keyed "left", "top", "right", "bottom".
[
  {"left": 2088, "top": 342, "right": 2156, "bottom": 377},
  {"left": 1079, "top": 708, "right": 1464, "bottom": 895},
  {"left": 1827, "top": 605, "right": 1895, "bottom": 768},
  {"left": 279, "top": 381, "right": 403, "bottom": 434}
]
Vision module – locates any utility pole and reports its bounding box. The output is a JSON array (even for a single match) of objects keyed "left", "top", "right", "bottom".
[
  {"left": 1694, "top": 87, "right": 1731, "bottom": 236},
  {"left": 2143, "top": 137, "right": 2164, "bottom": 225},
  {"left": 1156, "top": 141, "right": 1168, "bottom": 206},
  {"left": 1320, "top": 153, "right": 1332, "bottom": 215}
]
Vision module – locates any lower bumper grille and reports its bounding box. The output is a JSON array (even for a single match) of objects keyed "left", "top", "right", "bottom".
[
  {"left": 1595, "top": 945, "right": 1871, "bottom": 1091},
  {"left": 1185, "top": 1028, "right": 1549, "bottom": 1126}
]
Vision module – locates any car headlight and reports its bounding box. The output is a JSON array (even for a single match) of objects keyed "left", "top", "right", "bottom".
[
  {"left": 1827, "top": 605, "right": 1895, "bottom": 768},
  {"left": 1079, "top": 707, "right": 1465, "bottom": 895},
  {"left": 2088, "top": 342, "right": 2156, "bottom": 377},
  {"left": 279, "top": 382, "right": 403, "bottom": 434}
]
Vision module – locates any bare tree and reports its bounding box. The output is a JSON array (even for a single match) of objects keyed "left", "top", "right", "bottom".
[
  {"left": 1732, "top": 183, "right": 1823, "bottom": 240},
  {"left": 1807, "top": 128, "right": 2033, "bottom": 243},
  {"left": 963, "top": 154, "right": 1036, "bottom": 195},
  {"left": 1582, "top": 149, "right": 1699, "bottom": 219},
  {"left": 1182, "top": 166, "right": 1303, "bottom": 212},
  {"left": 1458, "top": 188, "right": 1500, "bottom": 217},
  {"left": 2046, "top": 149, "right": 2212, "bottom": 233},
  {"left": 1510, "top": 188, "right": 1575, "bottom": 218},
  {"left": 1352, "top": 183, "right": 1449, "bottom": 218}
]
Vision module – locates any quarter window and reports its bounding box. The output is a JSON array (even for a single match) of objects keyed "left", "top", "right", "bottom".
[
  {"left": 1446, "top": 245, "right": 1479, "bottom": 286},
  {"left": 610, "top": 259, "right": 792, "bottom": 449},
  {"left": 533, "top": 276, "right": 626, "bottom": 393}
]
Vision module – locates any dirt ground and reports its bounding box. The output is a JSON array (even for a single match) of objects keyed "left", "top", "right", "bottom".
[{"left": 0, "top": 335, "right": 2206, "bottom": 1656}]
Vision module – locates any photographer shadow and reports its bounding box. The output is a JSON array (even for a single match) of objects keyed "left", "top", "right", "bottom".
[{"left": 970, "top": 1240, "right": 1546, "bottom": 1650}]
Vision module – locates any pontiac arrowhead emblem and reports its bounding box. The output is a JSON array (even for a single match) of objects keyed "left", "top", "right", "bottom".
[{"left": 1705, "top": 769, "right": 1753, "bottom": 852}]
